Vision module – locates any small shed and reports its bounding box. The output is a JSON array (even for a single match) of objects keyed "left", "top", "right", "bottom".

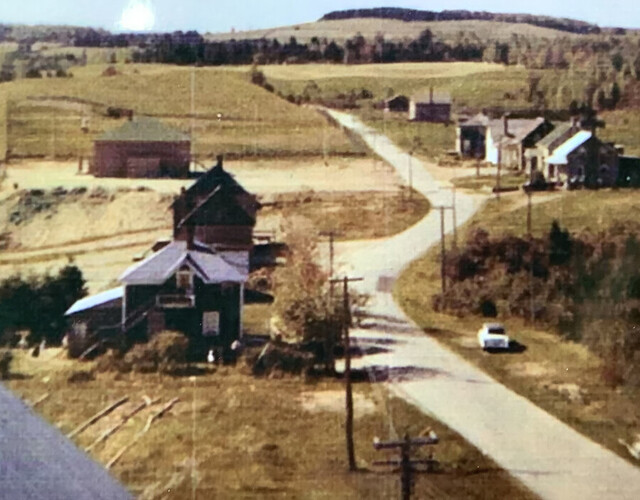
[
  {"left": 92, "top": 117, "right": 190, "bottom": 178},
  {"left": 384, "top": 95, "right": 409, "bottom": 112},
  {"left": 409, "top": 88, "right": 451, "bottom": 123}
]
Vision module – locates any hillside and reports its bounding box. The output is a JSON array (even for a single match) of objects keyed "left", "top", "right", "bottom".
[
  {"left": 320, "top": 7, "right": 602, "bottom": 34},
  {"left": 206, "top": 17, "right": 579, "bottom": 44},
  {"left": 0, "top": 63, "right": 358, "bottom": 160}
]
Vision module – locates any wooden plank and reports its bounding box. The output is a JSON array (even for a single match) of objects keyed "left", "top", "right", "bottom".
[
  {"left": 85, "top": 397, "right": 159, "bottom": 452},
  {"left": 106, "top": 397, "right": 179, "bottom": 469},
  {"left": 67, "top": 396, "right": 129, "bottom": 439}
]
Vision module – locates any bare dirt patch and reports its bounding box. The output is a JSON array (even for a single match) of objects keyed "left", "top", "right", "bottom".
[{"left": 300, "top": 390, "right": 376, "bottom": 418}]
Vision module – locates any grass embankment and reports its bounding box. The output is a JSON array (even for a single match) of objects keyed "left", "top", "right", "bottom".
[
  {"left": 451, "top": 172, "right": 527, "bottom": 191},
  {"left": 6, "top": 349, "right": 535, "bottom": 499},
  {"left": 261, "top": 189, "right": 430, "bottom": 241},
  {"left": 1, "top": 64, "right": 359, "bottom": 160},
  {"left": 395, "top": 190, "right": 640, "bottom": 464},
  {"left": 0, "top": 184, "right": 428, "bottom": 292}
]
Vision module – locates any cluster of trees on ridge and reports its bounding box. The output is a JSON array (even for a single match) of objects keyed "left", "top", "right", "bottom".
[{"left": 320, "top": 8, "right": 603, "bottom": 35}]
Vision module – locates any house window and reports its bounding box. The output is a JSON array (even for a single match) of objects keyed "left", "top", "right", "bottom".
[
  {"left": 549, "top": 164, "right": 555, "bottom": 178},
  {"left": 176, "top": 268, "right": 193, "bottom": 290}
]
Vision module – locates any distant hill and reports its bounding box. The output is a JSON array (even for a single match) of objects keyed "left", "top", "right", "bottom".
[
  {"left": 320, "top": 7, "right": 603, "bottom": 35},
  {"left": 206, "top": 18, "right": 579, "bottom": 45}
]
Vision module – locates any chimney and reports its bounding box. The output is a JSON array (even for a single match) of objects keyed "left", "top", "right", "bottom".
[
  {"left": 503, "top": 115, "right": 509, "bottom": 137},
  {"left": 430, "top": 87, "right": 434, "bottom": 104},
  {"left": 215, "top": 154, "right": 223, "bottom": 170},
  {"left": 571, "top": 116, "right": 579, "bottom": 133}
]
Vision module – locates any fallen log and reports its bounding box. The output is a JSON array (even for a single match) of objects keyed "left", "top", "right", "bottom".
[
  {"left": 106, "top": 397, "right": 180, "bottom": 469},
  {"left": 67, "top": 396, "right": 129, "bottom": 439},
  {"left": 86, "top": 397, "right": 159, "bottom": 452},
  {"left": 29, "top": 392, "right": 50, "bottom": 408}
]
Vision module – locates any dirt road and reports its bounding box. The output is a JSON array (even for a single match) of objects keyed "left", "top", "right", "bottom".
[{"left": 326, "top": 109, "right": 640, "bottom": 500}]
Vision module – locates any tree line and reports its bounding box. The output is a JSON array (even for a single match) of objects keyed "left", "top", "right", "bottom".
[{"left": 320, "top": 8, "right": 603, "bottom": 35}]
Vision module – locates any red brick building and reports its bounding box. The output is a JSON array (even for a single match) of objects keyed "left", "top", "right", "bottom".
[{"left": 91, "top": 117, "right": 190, "bottom": 178}]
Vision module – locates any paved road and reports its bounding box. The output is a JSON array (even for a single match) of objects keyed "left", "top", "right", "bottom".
[
  {"left": 326, "top": 109, "right": 640, "bottom": 500},
  {"left": 0, "top": 384, "right": 132, "bottom": 500}
]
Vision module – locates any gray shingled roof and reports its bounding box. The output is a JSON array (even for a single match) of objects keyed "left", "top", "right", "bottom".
[
  {"left": 491, "top": 117, "right": 546, "bottom": 145},
  {"left": 536, "top": 122, "right": 573, "bottom": 149},
  {"left": 98, "top": 117, "right": 189, "bottom": 142},
  {"left": 119, "top": 241, "right": 247, "bottom": 285},
  {"left": 0, "top": 384, "right": 132, "bottom": 500}
]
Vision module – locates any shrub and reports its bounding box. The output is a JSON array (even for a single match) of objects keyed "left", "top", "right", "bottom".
[
  {"left": 0, "top": 350, "right": 12, "bottom": 380},
  {"left": 67, "top": 369, "right": 95, "bottom": 383},
  {"left": 123, "top": 331, "right": 189, "bottom": 374}
]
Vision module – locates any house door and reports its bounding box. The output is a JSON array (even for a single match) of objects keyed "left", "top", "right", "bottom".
[{"left": 202, "top": 311, "right": 220, "bottom": 337}]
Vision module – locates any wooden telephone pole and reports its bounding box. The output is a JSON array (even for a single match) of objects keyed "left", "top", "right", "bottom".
[
  {"left": 436, "top": 206, "right": 454, "bottom": 294},
  {"left": 320, "top": 230, "right": 342, "bottom": 279},
  {"left": 330, "top": 275, "right": 363, "bottom": 472},
  {"left": 527, "top": 190, "right": 534, "bottom": 323},
  {"left": 373, "top": 432, "right": 439, "bottom": 500}
]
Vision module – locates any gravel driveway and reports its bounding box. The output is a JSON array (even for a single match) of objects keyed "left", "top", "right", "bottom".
[{"left": 326, "top": 109, "right": 640, "bottom": 500}]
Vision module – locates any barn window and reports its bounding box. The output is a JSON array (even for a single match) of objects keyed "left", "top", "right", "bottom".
[{"left": 176, "top": 267, "right": 194, "bottom": 290}]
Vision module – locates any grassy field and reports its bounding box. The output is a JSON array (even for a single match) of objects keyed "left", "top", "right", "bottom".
[
  {"left": 394, "top": 190, "right": 640, "bottom": 465},
  {"left": 5, "top": 348, "right": 536, "bottom": 499},
  {"left": 0, "top": 63, "right": 358, "bottom": 160},
  {"left": 260, "top": 189, "right": 430, "bottom": 241},
  {"left": 207, "top": 18, "right": 578, "bottom": 43}
]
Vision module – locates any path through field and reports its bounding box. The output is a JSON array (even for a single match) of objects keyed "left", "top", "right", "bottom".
[{"left": 326, "top": 109, "right": 640, "bottom": 500}]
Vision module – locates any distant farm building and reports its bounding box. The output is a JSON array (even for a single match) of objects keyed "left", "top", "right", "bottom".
[
  {"left": 456, "top": 113, "right": 490, "bottom": 158},
  {"left": 91, "top": 117, "right": 190, "bottom": 178},
  {"left": 457, "top": 115, "right": 553, "bottom": 170},
  {"left": 384, "top": 95, "right": 409, "bottom": 112},
  {"left": 409, "top": 89, "right": 451, "bottom": 123},
  {"left": 546, "top": 131, "right": 619, "bottom": 188},
  {"left": 525, "top": 120, "right": 582, "bottom": 178}
]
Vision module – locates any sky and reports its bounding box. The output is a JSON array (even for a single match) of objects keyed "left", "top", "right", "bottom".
[{"left": 0, "top": 0, "right": 639, "bottom": 33}]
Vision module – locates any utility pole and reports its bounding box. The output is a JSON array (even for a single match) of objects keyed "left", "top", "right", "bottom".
[
  {"left": 451, "top": 186, "right": 458, "bottom": 249},
  {"left": 436, "top": 206, "right": 454, "bottom": 294},
  {"left": 495, "top": 148, "right": 502, "bottom": 200},
  {"left": 320, "top": 230, "right": 342, "bottom": 279},
  {"left": 330, "top": 275, "right": 363, "bottom": 472},
  {"left": 373, "top": 432, "right": 439, "bottom": 500},
  {"left": 190, "top": 65, "right": 195, "bottom": 172},
  {"left": 408, "top": 151, "right": 413, "bottom": 201},
  {"left": 527, "top": 190, "right": 534, "bottom": 324}
]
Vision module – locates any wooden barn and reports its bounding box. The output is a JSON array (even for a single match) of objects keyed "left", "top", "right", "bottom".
[
  {"left": 91, "top": 117, "right": 190, "bottom": 178},
  {"left": 172, "top": 155, "right": 260, "bottom": 250},
  {"left": 409, "top": 88, "right": 451, "bottom": 123}
]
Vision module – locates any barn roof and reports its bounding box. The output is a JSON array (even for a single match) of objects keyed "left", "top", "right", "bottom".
[
  {"left": 97, "top": 117, "right": 189, "bottom": 142},
  {"left": 119, "top": 240, "right": 247, "bottom": 285},
  {"left": 65, "top": 287, "right": 124, "bottom": 316},
  {"left": 547, "top": 131, "right": 593, "bottom": 165}
]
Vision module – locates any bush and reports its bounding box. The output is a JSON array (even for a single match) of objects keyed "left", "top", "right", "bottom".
[{"left": 123, "top": 331, "right": 189, "bottom": 374}]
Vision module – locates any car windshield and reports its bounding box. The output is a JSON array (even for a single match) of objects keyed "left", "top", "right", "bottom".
[{"left": 488, "top": 327, "right": 505, "bottom": 334}]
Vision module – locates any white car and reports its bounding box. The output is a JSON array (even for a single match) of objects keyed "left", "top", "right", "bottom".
[{"left": 477, "top": 323, "right": 510, "bottom": 350}]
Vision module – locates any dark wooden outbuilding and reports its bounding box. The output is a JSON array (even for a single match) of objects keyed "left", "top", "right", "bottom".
[
  {"left": 409, "top": 88, "right": 452, "bottom": 123},
  {"left": 384, "top": 95, "right": 409, "bottom": 112},
  {"left": 91, "top": 117, "right": 190, "bottom": 178}
]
